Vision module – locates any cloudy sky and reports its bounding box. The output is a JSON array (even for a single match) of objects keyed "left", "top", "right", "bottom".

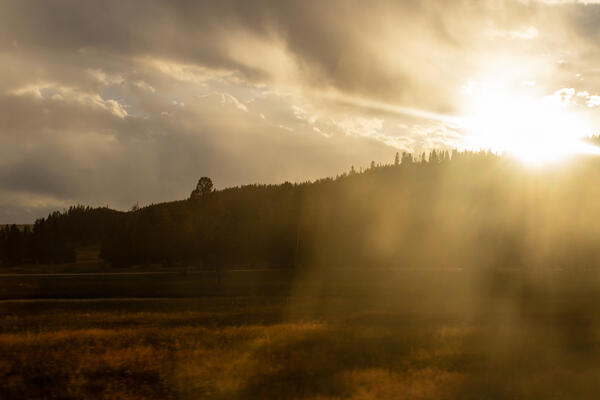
[{"left": 1, "top": 0, "right": 600, "bottom": 222}]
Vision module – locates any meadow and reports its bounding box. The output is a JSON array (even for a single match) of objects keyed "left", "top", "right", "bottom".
[{"left": 3, "top": 267, "right": 600, "bottom": 399}]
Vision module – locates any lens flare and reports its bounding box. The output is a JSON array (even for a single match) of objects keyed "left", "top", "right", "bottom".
[{"left": 460, "top": 84, "right": 599, "bottom": 165}]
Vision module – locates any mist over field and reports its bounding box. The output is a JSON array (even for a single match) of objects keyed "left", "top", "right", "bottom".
[
  {"left": 4, "top": 0, "right": 600, "bottom": 399},
  {"left": 4, "top": 152, "right": 600, "bottom": 398}
]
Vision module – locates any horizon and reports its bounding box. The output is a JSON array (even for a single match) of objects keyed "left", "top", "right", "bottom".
[
  {"left": 1, "top": 145, "right": 596, "bottom": 225},
  {"left": 3, "top": 1, "right": 600, "bottom": 223}
]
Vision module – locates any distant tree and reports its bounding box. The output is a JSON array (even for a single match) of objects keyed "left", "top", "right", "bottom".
[
  {"left": 430, "top": 150, "right": 438, "bottom": 164},
  {"left": 394, "top": 152, "right": 400, "bottom": 166},
  {"left": 401, "top": 152, "right": 413, "bottom": 165},
  {"left": 441, "top": 150, "right": 449, "bottom": 163},
  {"left": 370, "top": 160, "right": 376, "bottom": 170},
  {"left": 0, "top": 226, "right": 9, "bottom": 265},
  {"left": 4, "top": 225, "right": 23, "bottom": 265},
  {"left": 190, "top": 177, "right": 214, "bottom": 199}
]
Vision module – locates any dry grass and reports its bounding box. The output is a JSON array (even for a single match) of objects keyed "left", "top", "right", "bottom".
[
  {"left": 0, "top": 297, "right": 475, "bottom": 400},
  {"left": 5, "top": 269, "right": 600, "bottom": 399},
  {"left": 6, "top": 298, "right": 598, "bottom": 400}
]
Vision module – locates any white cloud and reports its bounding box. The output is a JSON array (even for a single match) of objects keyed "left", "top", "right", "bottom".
[
  {"left": 8, "top": 83, "right": 128, "bottom": 118},
  {"left": 7, "top": 84, "right": 44, "bottom": 98},
  {"left": 574, "top": 91, "right": 600, "bottom": 107},
  {"left": 334, "top": 117, "right": 384, "bottom": 139},
  {"left": 543, "top": 88, "right": 575, "bottom": 106},
  {"left": 219, "top": 93, "right": 248, "bottom": 112},
  {"left": 292, "top": 105, "right": 317, "bottom": 124},
  {"left": 133, "top": 80, "right": 156, "bottom": 93},
  {"left": 148, "top": 59, "right": 240, "bottom": 86},
  {"left": 587, "top": 95, "right": 600, "bottom": 107},
  {"left": 87, "top": 69, "right": 124, "bottom": 86}
]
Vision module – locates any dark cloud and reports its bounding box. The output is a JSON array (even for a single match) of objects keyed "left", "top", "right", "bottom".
[
  {"left": 1, "top": 0, "right": 599, "bottom": 222},
  {"left": 0, "top": 0, "right": 561, "bottom": 109}
]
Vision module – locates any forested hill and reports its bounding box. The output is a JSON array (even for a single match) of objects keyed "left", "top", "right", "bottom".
[{"left": 3, "top": 149, "right": 600, "bottom": 269}]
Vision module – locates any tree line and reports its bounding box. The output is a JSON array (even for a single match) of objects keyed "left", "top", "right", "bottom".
[
  {"left": 3, "top": 148, "right": 600, "bottom": 270},
  {"left": 0, "top": 206, "right": 122, "bottom": 265}
]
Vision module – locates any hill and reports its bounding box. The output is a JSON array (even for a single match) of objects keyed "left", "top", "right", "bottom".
[{"left": 3, "top": 149, "right": 600, "bottom": 270}]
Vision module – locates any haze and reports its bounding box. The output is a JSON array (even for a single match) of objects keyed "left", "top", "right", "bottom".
[{"left": 2, "top": 0, "right": 600, "bottom": 223}]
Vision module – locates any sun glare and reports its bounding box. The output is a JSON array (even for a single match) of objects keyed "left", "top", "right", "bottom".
[{"left": 460, "top": 84, "right": 599, "bottom": 165}]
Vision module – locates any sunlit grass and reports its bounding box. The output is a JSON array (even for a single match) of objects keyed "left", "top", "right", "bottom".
[
  {"left": 0, "top": 299, "right": 471, "bottom": 399},
  {"left": 4, "top": 270, "right": 600, "bottom": 399}
]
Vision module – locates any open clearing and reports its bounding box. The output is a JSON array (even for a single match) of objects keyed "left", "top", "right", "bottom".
[{"left": 3, "top": 268, "right": 600, "bottom": 399}]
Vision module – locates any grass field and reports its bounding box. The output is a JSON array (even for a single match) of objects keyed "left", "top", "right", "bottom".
[{"left": 3, "top": 268, "right": 600, "bottom": 399}]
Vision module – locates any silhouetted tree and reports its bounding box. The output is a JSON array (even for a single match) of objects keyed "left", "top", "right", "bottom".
[{"left": 190, "top": 177, "right": 214, "bottom": 199}]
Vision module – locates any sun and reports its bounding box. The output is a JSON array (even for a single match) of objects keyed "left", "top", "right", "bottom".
[{"left": 459, "top": 83, "right": 598, "bottom": 165}]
